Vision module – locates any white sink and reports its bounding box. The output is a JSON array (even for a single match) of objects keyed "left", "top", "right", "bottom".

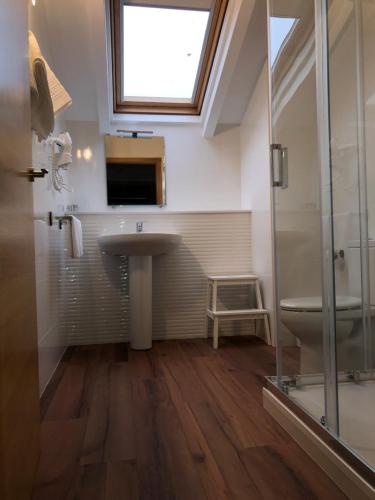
[
  {"left": 99, "top": 232, "right": 182, "bottom": 256},
  {"left": 99, "top": 232, "right": 182, "bottom": 350}
]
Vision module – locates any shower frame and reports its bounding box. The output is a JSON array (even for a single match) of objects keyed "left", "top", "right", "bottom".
[{"left": 267, "top": 0, "right": 375, "bottom": 489}]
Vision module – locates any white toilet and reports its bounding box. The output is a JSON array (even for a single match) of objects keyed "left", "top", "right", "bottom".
[{"left": 280, "top": 240, "right": 375, "bottom": 373}]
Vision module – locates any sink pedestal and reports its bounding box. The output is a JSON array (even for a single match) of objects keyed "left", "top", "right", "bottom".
[
  {"left": 129, "top": 256, "right": 152, "bottom": 350},
  {"left": 99, "top": 233, "right": 182, "bottom": 350}
]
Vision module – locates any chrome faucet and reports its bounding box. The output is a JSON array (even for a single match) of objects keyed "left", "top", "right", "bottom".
[{"left": 136, "top": 221, "right": 144, "bottom": 233}]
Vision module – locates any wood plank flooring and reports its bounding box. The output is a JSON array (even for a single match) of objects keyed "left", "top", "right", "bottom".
[{"left": 32, "top": 337, "right": 347, "bottom": 500}]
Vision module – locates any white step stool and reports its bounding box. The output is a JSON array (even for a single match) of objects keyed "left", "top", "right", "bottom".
[{"left": 206, "top": 274, "right": 271, "bottom": 349}]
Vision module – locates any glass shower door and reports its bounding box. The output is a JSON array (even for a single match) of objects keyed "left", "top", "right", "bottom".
[
  {"left": 269, "top": 0, "right": 326, "bottom": 410},
  {"left": 268, "top": 0, "right": 375, "bottom": 475},
  {"left": 326, "top": 0, "right": 375, "bottom": 471}
]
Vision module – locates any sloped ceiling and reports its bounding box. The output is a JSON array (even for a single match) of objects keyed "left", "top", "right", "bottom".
[{"left": 217, "top": 0, "right": 268, "bottom": 127}]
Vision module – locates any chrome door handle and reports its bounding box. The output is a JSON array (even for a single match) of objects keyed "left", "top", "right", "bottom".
[
  {"left": 271, "top": 144, "right": 288, "bottom": 189},
  {"left": 20, "top": 168, "right": 49, "bottom": 182}
]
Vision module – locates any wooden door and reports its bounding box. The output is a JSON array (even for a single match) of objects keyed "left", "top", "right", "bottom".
[{"left": 0, "top": 0, "right": 40, "bottom": 498}]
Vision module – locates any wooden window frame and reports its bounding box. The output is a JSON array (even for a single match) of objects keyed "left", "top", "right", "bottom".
[{"left": 110, "top": 0, "right": 228, "bottom": 115}]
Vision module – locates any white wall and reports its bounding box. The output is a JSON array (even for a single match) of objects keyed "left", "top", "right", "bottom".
[
  {"left": 270, "top": 61, "right": 323, "bottom": 307},
  {"left": 30, "top": 0, "right": 243, "bottom": 214},
  {"left": 30, "top": 1, "right": 69, "bottom": 394},
  {"left": 329, "top": 5, "right": 375, "bottom": 303},
  {"left": 327, "top": 9, "right": 375, "bottom": 298},
  {"left": 28, "top": 0, "right": 275, "bottom": 355},
  {"left": 66, "top": 120, "right": 242, "bottom": 213},
  {"left": 240, "top": 63, "right": 275, "bottom": 343},
  {"left": 328, "top": 14, "right": 360, "bottom": 297}
]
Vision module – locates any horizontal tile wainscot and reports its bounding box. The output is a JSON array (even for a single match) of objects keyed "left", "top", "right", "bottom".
[{"left": 60, "top": 212, "right": 253, "bottom": 345}]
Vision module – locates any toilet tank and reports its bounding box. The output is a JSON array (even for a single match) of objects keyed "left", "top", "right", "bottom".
[{"left": 347, "top": 239, "right": 375, "bottom": 305}]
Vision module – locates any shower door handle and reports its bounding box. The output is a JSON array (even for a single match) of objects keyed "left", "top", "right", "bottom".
[{"left": 271, "top": 144, "right": 288, "bottom": 189}]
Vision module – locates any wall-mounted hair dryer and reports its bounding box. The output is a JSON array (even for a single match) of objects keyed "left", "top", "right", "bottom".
[
  {"left": 50, "top": 132, "right": 72, "bottom": 168},
  {"left": 47, "top": 132, "right": 73, "bottom": 191}
]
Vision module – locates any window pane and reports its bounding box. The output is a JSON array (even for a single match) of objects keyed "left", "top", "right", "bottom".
[{"left": 122, "top": 5, "right": 210, "bottom": 101}]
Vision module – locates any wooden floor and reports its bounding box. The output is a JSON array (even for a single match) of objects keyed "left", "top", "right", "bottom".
[{"left": 32, "top": 337, "right": 347, "bottom": 500}]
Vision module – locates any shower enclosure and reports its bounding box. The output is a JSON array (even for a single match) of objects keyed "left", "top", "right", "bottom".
[{"left": 268, "top": 0, "right": 375, "bottom": 479}]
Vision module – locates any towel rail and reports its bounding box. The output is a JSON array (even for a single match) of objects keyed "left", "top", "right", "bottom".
[{"left": 48, "top": 211, "right": 73, "bottom": 229}]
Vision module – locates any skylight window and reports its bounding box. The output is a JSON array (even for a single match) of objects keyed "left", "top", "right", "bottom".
[
  {"left": 110, "top": 0, "right": 228, "bottom": 115},
  {"left": 123, "top": 6, "right": 210, "bottom": 101},
  {"left": 270, "top": 17, "right": 297, "bottom": 66}
]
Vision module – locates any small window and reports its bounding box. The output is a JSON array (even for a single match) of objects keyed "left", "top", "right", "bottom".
[{"left": 110, "top": 0, "right": 228, "bottom": 115}]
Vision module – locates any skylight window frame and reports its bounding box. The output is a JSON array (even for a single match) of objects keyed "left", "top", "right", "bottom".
[{"left": 110, "top": 0, "right": 228, "bottom": 115}]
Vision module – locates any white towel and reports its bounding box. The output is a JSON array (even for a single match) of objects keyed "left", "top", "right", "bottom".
[
  {"left": 29, "top": 32, "right": 72, "bottom": 115},
  {"left": 71, "top": 216, "right": 84, "bottom": 258},
  {"left": 29, "top": 31, "right": 72, "bottom": 140}
]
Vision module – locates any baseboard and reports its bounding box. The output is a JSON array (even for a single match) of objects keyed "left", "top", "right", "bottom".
[
  {"left": 263, "top": 388, "right": 375, "bottom": 500},
  {"left": 39, "top": 346, "right": 67, "bottom": 398},
  {"left": 64, "top": 332, "right": 265, "bottom": 345}
]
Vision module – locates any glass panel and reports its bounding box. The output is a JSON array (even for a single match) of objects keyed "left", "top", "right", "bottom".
[
  {"left": 327, "top": 0, "right": 375, "bottom": 471},
  {"left": 269, "top": 0, "right": 375, "bottom": 473},
  {"left": 269, "top": 0, "right": 326, "bottom": 420},
  {"left": 122, "top": 5, "right": 210, "bottom": 101}
]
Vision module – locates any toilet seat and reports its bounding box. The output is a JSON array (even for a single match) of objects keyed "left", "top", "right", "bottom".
[{"left": 280, "top": 295, "right": 362, "bottom": 312}]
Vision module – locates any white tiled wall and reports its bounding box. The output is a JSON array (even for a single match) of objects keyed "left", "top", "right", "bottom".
[
  {"left": 34, "top": 218, "right": 66, "bottom": 393},
  {"left": 33, "top": 129, "right": 70, "bottom": 395},
  {"left": 60, "top": 212, "right": 257, "bottom": 344}
]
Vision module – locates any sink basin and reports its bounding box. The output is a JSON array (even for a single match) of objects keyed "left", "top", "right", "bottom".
[
  {"left": 98, "top": 232, "right": 182, "bottom": 350},
  {"left": 99, "top": 233, "right": 182, "bottom": 256}
]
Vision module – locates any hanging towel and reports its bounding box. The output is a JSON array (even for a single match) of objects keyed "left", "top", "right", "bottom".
[
  {"left": 71, "top": 216, "right": 84, "bottom": 258},
  {"left": 29, "top": 31, "right": 72, "bottom": 139},
  {"left": 30, "top": 57, "right": 54, "bottom": 140}
]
